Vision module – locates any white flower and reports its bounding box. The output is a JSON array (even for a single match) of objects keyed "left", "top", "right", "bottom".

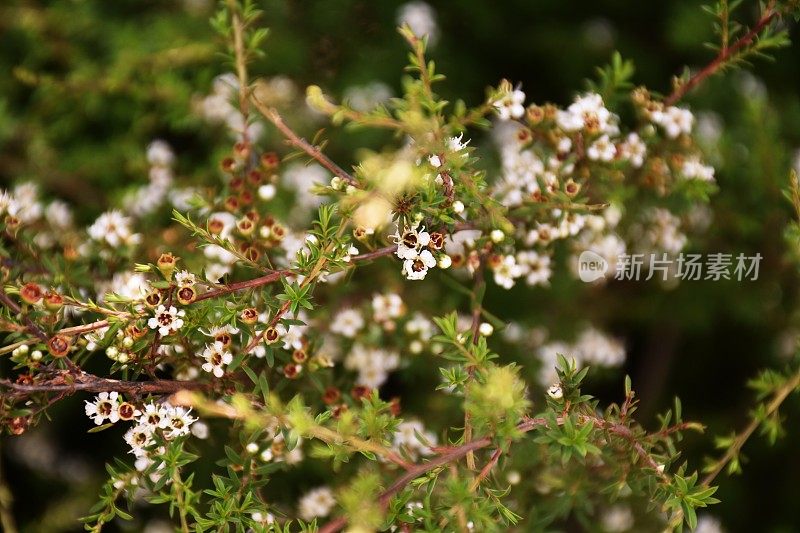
[
  {"left": 85, "top": 391, "right": 122, "bottom": 425},
  {"left": 681, "top": 157, "right": 715, "bottom": 182},
  {"left": 428, "top": 154, "right": 442, "bottom": 168},
  {"left": 493, "top": 255, "right": 524, "bottom": 289},
  {"left": 45, "top": 200, "right": 73, "bottom": 229},
  {"left": 694, "top": 515, "right": 725, "bottom": 533},
  {"left": 547, "top": 384, "right": 564, "bottom": 400},
  {"left": 146, "top": 140, "right": 175, "bottom": 167},
  {"left": 298, "top": 487, "right": 336, "bottom": 521},
  {"left": 494, "top": 88, "right": 525, "bottom": 120},
  {"left": 601, "top": 505, "right": 634, "bottom": 532},
  {"left": 517, "top": 250, "right": 552, "bottom": 287},
  {"left": 478, "top": 322, "right": 494, "bottom": 336},
  {"left": 619, "top": 133, "right": 646, "bottom": 168},
  {"left": 650, "top": 105, "right": 694, "bottom": 139},
  {"left": 556, "top": 93, "right": 617, "bottom": 134},
  {"left": 164, "top": 405, "right": 197, "bottom": 439},
  {"left": 88, "top": 210, "right": 140, "bottom": 247},
  {"left": 405, "top": 313, "right": 435, "bottom": 340},
  {"left": 330, "top": 308, "right": 365, "bottom": 338},
  {"left": 372, "top": 293, "right": 404, "bottom": 322},
  {"left": 258, "top": 183, "right": 277, "bottom": 200},
  {"left": 205, "top": 263, "right": 231, "bottom": 283},
  {"left": 587, "top": 134, "right": 617, "bottom": 162},
  {"left": 201, "top": 341, "right": 233, "bottom": 378},
  {"left": 402, "top": 249, "right": 437, "bottom": 280},
  {"left": 174, "top": 270, "right": 196, "bottom": 287},
  {"left": 124, "top": 424, "right": 155, "bottom": 456},
  {"left": 148, "top": 305, "right": 185, "bottom": 336},
  {"left": 191, "top": 421, "right": 209, "bottom": 439},
  {"left": 138, "top": 402, "right": 170, "bottom": 430},
  {"left": 447, "top": 133, "right": 470, "bottom": 153},
  {"left": 397, "top": 1, "right": 439, "bottom": 44},
  {"left": 575, "top": 327, "right": 625, "bottom": 367},
  {"left": 393, "top": 420, "right": 437, "bottom": 459}
]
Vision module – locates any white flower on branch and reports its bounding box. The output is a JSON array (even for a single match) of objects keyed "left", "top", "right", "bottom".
[
  {"left": 148, "top": 305, "right": 186, "bottom": 336},
  {"left": 200, "top": 341, "right": 233, "bottom": 378},
  {"left": 84, "top": 391, "right": 122, "bottom": 426}
]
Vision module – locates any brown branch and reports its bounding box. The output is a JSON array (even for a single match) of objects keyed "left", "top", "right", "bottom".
[
  {"left": 351, "top": 245, "right": 397, "bottom": 262},
  {"left": 226, "top": 0, "right": 250, "bottom": 144},
  {"left": 664, "top": 2, "right": 779, "bottom": 106},
  {"left": 319, "top": 411, "right": 684, "bottom": 533},
  {"left": 195, "top": 269, "right": 290, "bottom": 302},
  {"left": 469, "top": 448, "right": 502, "bottom": 492},
  {"left": 0, "top": 370, "right": 207, "bottom": 396},
  {"left": 250, "top": 98, "right": 359, "bottom": 187}
]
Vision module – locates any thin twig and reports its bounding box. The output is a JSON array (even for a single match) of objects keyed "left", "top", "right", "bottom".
[
  {"left": 250, "top": 98, "right": 359, "bottom": 187},
  {"left": 702, "top": 369, "right": 800, "bottom": 486},
  {"left": 664, "top": 2, "right": 779, "bottom": 106}
]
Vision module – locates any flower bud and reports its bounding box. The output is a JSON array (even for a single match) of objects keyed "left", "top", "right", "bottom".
[
  {"left": 452, "top": 200, "right": 465, "bottom": 214},
  {"left": 292, "top": 349, "right": 308, "bottom": 364},
  {"left": 322, "top": 387, "right": 341, "bottom": 405},
  {"left": 283, "top": 363, "right": 301, "bottom": 379},
  {"left": 157, "top": 253, "right": 177, "bottom": 279},
  {"left": 20, "top": 283, "right": 43, "bottom": 305},
  {"left": 261, "top": 151, "right": 280, "bottom": 170},
  {"left": 44, "top": 291, "right": 64, "bottom": 311}
]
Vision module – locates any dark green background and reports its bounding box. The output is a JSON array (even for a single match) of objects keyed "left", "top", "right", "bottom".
[{"left": 2, "top": 1, "right": 800, "bottom": 531}]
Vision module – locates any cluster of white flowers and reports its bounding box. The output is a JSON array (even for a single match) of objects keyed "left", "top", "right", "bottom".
[
  {"left": 556, "top": 93, "right": 620, "bottom": 135},
  {"left": 394, "top": 223, "right": 447, "bottom": 280},
  {"left": 393, "top": 420, "right": 437, "bottom": 460},
  {"left": 0, "top": 183, "right": 44, "bottom": 225},
  {"left": 88, "top": 210, "right": 141, "bottom": 248},
  {"left": 104, "top": 271, "right": 150, "bottom": 301},
  {"left": 648, "top": 105, "right": 694, "bottom": 139},
  {"left": 84, "top": 393, "right": 198, "bottom": 460},
  {"left": 372, "top": 293, "right": 405, "bottom": 322},
  {"left": 344, "top": 343, "right": 401, "bottom": 388},
  {"left": 298, "top": 486, "right": 336, "bottom": 521},
  {"left": 330, "top": 308, "right": 365, "bottom": 338},
  {"left": 536, "top": 325, "right": 626, "bottom": 387},
  {"left": 681, "top": 156, "right": 716, "bottom": 182},
  {"left": 634, "top": 208, "right": 687, "bottom": 256}
]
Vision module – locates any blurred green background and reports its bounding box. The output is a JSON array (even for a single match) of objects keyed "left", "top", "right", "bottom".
[{"left": 2, "top": 0, "right": 800, "bottom": 531}]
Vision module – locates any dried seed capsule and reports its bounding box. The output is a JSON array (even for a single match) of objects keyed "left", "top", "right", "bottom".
[{"left": 47, "top": 335, "right": 71, "bottom": 358}]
